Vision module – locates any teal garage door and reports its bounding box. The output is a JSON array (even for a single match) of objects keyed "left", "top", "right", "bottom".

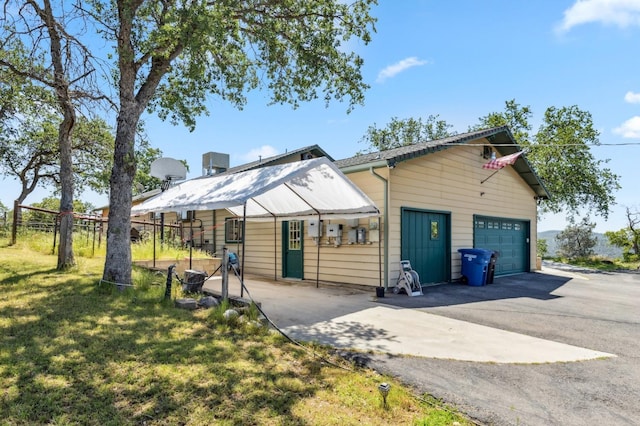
[
  {"left": 474, "top": 216, "right": 530, "bottom": 276},
  {"left": 401, "top": 208, "right": 451, "bottom": 285}
]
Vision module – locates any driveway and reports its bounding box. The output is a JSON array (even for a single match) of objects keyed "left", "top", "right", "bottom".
[{"left": 203, "top": 265, "right": 640, "bottom": 425}]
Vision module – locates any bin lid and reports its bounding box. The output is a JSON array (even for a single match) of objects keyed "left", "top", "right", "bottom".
[
  {"left": 458, "top": 248, "right": 493, "bottom": 260},
  {"left": 458, "top": 248, "right": 491, "bottom": 255}
]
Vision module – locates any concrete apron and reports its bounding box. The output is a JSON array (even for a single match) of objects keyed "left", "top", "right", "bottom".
[{"left": 202, "top": 276, "right": 615, "bottom": 364}]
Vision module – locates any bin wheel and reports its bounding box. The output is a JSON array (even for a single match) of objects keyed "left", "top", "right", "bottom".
[
  {"left": 392, "top": 286, "right": 400, "bottom": 294},
  {"left": 460, "top": 275, "right": 468, "bottom": 284}
]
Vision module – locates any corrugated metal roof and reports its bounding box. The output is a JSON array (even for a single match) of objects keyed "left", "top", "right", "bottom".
[{"left": 219, "top": 145, "right": 334, "bottom": 175}]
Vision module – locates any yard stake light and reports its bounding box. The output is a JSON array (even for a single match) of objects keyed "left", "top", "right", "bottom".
[{"left": 378, "top": 382, "right": 391, "bottom": 408}]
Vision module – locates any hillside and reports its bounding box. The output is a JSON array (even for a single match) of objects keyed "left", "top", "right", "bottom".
[{"left": 538, "top": 230, "right": 622, "bottom": 259}]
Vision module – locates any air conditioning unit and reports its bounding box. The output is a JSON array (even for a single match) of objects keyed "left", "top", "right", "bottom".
[{"left": 202, "top": 152, "right": 230, "bottom": 175}]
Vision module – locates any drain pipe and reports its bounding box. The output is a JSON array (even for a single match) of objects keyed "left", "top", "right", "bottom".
[{"left": 370, "top": 167, "right": 389, "bottom": 290}]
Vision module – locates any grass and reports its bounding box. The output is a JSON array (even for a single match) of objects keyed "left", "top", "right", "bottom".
[
  {"left": 5, "top": 228, "right": 210, "bottom": 261},
  {"left": 0, "top": 243, "right": 472, "bottom": 425},
  {"left": 549, "top": 255, "right": 640, "bottom": 272}
]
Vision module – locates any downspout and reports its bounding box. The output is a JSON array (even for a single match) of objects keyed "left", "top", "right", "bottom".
[
  {"left": 240, "top": 202, "right": 247, "bottom": 297},
  {"left": 370, "top": 167, "right": 389, "bottom": 290},
  {"left": 212, "top": 210, "right": 216, "bottom": 255}
]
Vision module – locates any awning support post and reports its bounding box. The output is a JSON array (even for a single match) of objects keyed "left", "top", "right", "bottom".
[{"left": 240, "top": 202, "right": 247, "bottom": 297}]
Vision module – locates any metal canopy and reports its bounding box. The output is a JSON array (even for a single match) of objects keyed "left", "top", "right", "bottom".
[{"left": 131, "top": 157, "right": 380, "bottom": 220}]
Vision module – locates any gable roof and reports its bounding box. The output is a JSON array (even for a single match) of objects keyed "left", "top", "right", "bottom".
[{"left": 335, "top": 126, "right": 550, "bottom": 199}]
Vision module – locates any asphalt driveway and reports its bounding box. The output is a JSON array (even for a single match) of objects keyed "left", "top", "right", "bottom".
[
  {"left": 367, "top": 266, "right": 640, "bottom": 426},
  {"left": 204, "top": 265, "right": 640, "bottom": 425}
]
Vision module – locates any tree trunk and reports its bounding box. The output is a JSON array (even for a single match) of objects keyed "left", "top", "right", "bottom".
[
  {"left": 102, "top": 104, "right": 138, "bottom": 286},
  {"left": 37, "top": 0, "right": 77, "bottom": 270},
  {"left": 11, "top": 181, "right": 43, "bottom": 245},
  {"left": 57, "top": 104, "right": 76, "bottom": 269}
]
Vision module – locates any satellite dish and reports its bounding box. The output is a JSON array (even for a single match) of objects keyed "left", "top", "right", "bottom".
[{"left": 150, "top": 157, "right": 187, "bottom": 191}]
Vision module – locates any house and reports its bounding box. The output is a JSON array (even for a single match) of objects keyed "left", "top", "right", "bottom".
[
  {"left": 130, "top": 126, "right": 548, "bottom": 289},
  {"left": 334, "top": 126, "right": 548, "bottom": 289}
]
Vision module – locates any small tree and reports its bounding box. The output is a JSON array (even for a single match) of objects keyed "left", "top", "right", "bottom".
[
  {"left": 605, "top": 207, "right": 640, "bottom": 261},
  {"left": 359, "top": 115, "right": 456, "bottom": 153},
  {"left": 0, "top": 201, "right": 8, "bottom": 227},
  {"left": 555, "top": 217, "right": 597, "bottom": 259},
  {"left": 537, "top": 238, "right": 549, "bottom": 259}
]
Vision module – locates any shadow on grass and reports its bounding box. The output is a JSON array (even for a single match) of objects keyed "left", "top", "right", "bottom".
[{"left": 0, "top": 266, "right": 326, "bottom": 425}]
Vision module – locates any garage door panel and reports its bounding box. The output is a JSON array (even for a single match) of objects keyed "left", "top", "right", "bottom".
[{"left": 474, "top": 216, "right": 529, "bottom": 276}]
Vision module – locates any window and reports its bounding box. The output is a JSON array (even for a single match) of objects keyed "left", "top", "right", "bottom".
[
  {"left": 180, "top": 210, "right": 195, "bottom": 221},
  {"left": 225, "top": 218, "right": 243, "bottom": 243},
  {"left": 430, "top": 220, "right": 439, "bottom": 240},
  {"left": 288, "top": 221, "right": 301, "bottom": 250}
]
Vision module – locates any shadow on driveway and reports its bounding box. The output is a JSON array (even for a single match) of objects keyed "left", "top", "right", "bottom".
[{"left": 377, "top": 272, "right": 571, "bottom": 309}]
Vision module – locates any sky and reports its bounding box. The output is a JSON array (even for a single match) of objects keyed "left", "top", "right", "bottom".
[{"left": 2, "top": 0, "right": 640, "bottom": 233}]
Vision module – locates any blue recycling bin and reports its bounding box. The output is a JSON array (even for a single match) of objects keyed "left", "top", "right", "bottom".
[{"left": 458, "top": 248, "right": 493, "bottom": 286}]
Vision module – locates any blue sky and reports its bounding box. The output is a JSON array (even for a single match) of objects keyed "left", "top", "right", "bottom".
[{"left": 3, "top": 0, "right": 640, "bottom": 233}]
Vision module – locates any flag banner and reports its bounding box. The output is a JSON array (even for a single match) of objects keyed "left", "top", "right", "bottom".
[{"left": 482, "top": 151, "right": 524, "bottom": 170}]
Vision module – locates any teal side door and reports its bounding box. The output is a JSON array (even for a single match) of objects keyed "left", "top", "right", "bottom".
[
  {"left": 401, "top": 208, "right": 450, "bottom": 285},
  {"left": 474, "top": 216, "right": 530, "bottom": 275},
  {"left": 282, "top": 220, "right": 303, "bottom": 279}
]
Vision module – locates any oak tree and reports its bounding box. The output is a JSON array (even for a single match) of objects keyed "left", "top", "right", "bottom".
[
  {"left": 94, "top": 0, "right": 377, "bottom": 285},
  {"left": 473, "top": 100, "right": 620, "bottom": 219},
  {"left": 358, "top": 115, "right": 456, "bottom": 153},
  {"left": 555, "top": 217, "right": 597, "bottom": 259},
  {"left": 1, "top": 2, "right": 104, "bottom": 268},
  {"left": 605, "top": 206, "right": 640, "bottom": 260}
]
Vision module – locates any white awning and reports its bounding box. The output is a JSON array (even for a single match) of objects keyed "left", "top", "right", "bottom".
[{"left": 131, "top": 157, "right": 379, "bottom": 220}]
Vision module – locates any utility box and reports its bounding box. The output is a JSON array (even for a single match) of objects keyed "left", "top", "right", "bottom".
[
  {"left": 308, "top": 220, "right": 323, "bottom": 237},
  {"left": 326, "top": 223, "right": 342, "bottom": 237},
  {"left": 347, "top": 229, "right": 357, "bottom": 244},
  {"left": 356, "top": 227, "right": 367, "bottom": 244},
  {"left": 346, "top": 218, "right": 359, "bottom": 228}
]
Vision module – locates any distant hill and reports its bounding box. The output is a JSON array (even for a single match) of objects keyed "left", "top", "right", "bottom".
[{"left": 538, "top": 230, "right": 623, "bottom": 259}]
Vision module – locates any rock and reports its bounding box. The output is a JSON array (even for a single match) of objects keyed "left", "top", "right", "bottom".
[
  {"left": 198, "top": 296, "right": 219, "bottom": 308},
  {"left": 175, "top": 298, "right": 197, "bottom": 310},
  {"left": 223, "top": 309, "right": 239, "bottom": 320}
]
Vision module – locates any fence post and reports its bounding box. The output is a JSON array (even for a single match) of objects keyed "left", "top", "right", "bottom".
[
  {"left": 52, "top": 215, "right": 58, "bottom": 254},
  {"left": 221, "top": 247, "right": 229, "bottom": 301},
  {"left": 11, "top": 201, "right": 19, "bottom": 246}
]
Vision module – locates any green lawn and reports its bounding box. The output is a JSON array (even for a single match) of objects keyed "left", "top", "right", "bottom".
[{"left": 0, "top": 244, "right": 471, "bottom": 425}]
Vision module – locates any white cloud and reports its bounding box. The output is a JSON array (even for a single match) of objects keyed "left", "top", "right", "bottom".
[
  {"left": 239, "top": 145, "right": 279, "bottom": 163},
  {"left": 624, "top": 91, "right": 640, "bottom": 103},
  {"left": 613, "top": 116, "right": 640, "bottom": 138},
  {"left": 376, "top": 57, "right": 429, "bottom": 83},
  {"left": 556, "top": 0, "right": 640, "bottom": 33}
]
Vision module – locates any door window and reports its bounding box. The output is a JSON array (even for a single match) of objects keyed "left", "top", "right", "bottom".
[{"left": 289, "top": 221, "right": 301, "bottom": 250}]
